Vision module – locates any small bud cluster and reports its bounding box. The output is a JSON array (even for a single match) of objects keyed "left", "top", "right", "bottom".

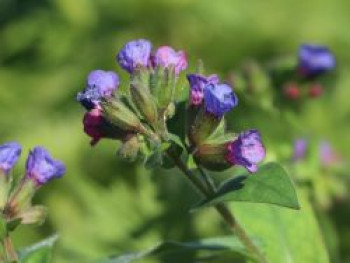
[
  {"left": 285, "top": 44, "right": 335, "bottom": 101},
  {"left": 0, "top": 142, "right": 65, "bottom": 229},
  {"left": 77, "top": 39, "right": 266, "bottom": 172}
]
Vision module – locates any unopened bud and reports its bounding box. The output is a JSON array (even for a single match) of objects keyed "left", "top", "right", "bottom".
[
  {"left": 0, "top": 171, "right": 9, "bottom": 210},
  {"left": 83, "top": 108, "right": 128, "bottom": 146},
  {"left": 194, "top": 141, "right": 232, "bottom": 171},
  {"left": 152, "top": 66, "right": 176, "bottom": 111},
  {"left": 130, "top": 69, "right": 158, "bottom": 126},
  {"left": 283, "top": 83, "right": 300, "bottom": 99},
  {"left": 118, "top": 134, "right": 140, "bottom": 161},
  {"left": 102, "top": 99, "right": 142, "bottom": 132},
  {"left": 308, "top": 83, "right": 323, "bottom": 98},
  {"left": 189, "top": 108, "right": 222, "bottom": 145}
]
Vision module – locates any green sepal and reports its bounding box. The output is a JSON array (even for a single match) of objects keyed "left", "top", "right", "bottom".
[
  {"left": 130, "top": 69, "right": 158, "bottom": 126},
  {"left": 189, "top": 108, "right": 223, "bottom": 146},
  {"left": 18, "top": 205, "right": 47, "bottom": 225},
  {"left": 101, "top": 98, "right": 142, "bottom": 132},
  {"left": 152, "top": 66, "right": 176, "bottom": 112},
  {"left": 7, "top": 179, "right": 36, "bottom": 217},
  {"left": 194, "top": 133, "right": 237, "bottom": 171},
  {"left": 0, "top": 172, "right": 10, "bottom": 211}
]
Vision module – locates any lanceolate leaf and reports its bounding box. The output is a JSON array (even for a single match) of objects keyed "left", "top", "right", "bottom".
[
  {"left": 196, "top": 162, "right": 300, "bottom": 209},
  {"left": 18, "top": 235, "right": 58, "bottom": 263},
  {"left": 96, "top": 236, "right": 259, "bottom": 263}
]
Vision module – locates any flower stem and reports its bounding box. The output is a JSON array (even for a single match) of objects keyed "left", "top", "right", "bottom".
[
  {"left": 167, "top": 151, "right": 268, "bottom": 263},
  {"left": 2, "top": 234, "right": 18, "bottom": 263}
]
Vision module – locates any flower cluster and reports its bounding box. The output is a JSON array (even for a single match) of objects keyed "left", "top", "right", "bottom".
[
  {"left": 187, "top": 72, "right": 264, "bottom": 172},
  {"left": 76, "top": 39, "right": 266, "bottom": 172},
  {"left": 271, "top": 44, "right": 336, "bottom": 101},
  {"left": 0, "top": 142, "right": 65, "bottom": 227},
  {"left": 77, "top": 39, "right": 188, "bottom": 149}
]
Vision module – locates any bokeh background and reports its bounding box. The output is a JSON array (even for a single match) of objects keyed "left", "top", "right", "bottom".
[{"left": 0, "top": 0, "right": 349, "bottom": 262}]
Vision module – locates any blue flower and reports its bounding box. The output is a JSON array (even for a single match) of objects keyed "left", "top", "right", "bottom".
[
  {"left": 152, "top": 46, "right": 188, "bottom": 76},
  {"left": 0, "top": 142, "right": 22, "bottom": 174},
  {"left": 77, "top": 70, "right": 119, "bottom": 110},
  {"left": 298, "top": 44, "right": 336, "bottom": 77},
  {"left": 26, "top": 147, "right": 66, "bottom": 185},
  {"left": 117, "top": 39, "right": 152, "bottom": 73},
  {"left": 226, "top": 130, "right": 265, "bottom": 173},
  {"left": 203, "top": 83, "right": 238, "bottom": 118},
  {"left": 187, "top": 73, "right": 219, "bottom": 106}
]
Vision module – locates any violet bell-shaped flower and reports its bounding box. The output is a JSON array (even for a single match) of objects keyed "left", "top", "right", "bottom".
[
  {"left": 187, "top": 73, "right": 219, "bottom": 106},
  {"left": 77, "top": 70, "right": 119, "bottom": 110},
  {"left": 226, "top": 130, "right": 266, "bottom": 173},
  {"left": 117, "top": 39, "right": 152, "bottom": 73},
  {"left": 25, "top": 147, "right": 66, "bottom": 185},
  {"left": 0, "top": 142, "right": 22, "bottom": 175}
]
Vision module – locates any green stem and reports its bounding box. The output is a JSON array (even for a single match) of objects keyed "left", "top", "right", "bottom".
[
  {"left": 2, "top": 234, "right": 18, "bottom": 263},
  {"left": 167, "top": 151, "right": 268, "bottom": 263}
]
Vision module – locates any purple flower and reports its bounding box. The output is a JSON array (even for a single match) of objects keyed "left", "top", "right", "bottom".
[
  {"left": 77, "top": 70, "right": 119, "bottom": 110},
  {"left": 292, "top": 139, "right": 308, "bottom": 162},
  {"left": 0, "top": 142, "right": 22, "bottom": 174},
  {"left": 320, "top": 141, "right": 340, "bottom": 166},
  {"left": 187, "top": 73, "right": 219, "bottom": 106},
  {"left": 26, "top": 147, "right": 66, "bottom": 185},
  {"left": 203, "top": 83, "right": 238, "bottom": 118},
  {"left": 226, "top": 130, "right": 266, "bottom": 173},
  {"left": 117, "top": 39, "right": 152, "bottom": 73},
  {"left": 152, "top": 46, "right": 188, "bottom": 75},
  {"left": 298, "top": 44, "right": 336, "bottom": 77}
]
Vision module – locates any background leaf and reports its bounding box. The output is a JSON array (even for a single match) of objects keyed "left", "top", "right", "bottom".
[
  {"left": 97, "top": 236, "right": 257, "bottom": 263},
  {"left": 197, "top": 162, "right": 300, "bottom": 209},
  {"left": 18, "top": 235, "right": 58, "bottom": 263}
]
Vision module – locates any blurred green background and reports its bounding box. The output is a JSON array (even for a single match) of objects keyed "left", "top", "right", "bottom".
[{"left": 0, "top": 0, "right": 349, "bottom": 262}]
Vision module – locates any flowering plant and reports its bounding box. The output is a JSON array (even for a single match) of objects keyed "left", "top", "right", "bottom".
[
  {"left": 76, "top": 39, "right": 300, "bottom": 262},
  {"left": 0, "top": 143, "right": 65, "bottom": 262}
]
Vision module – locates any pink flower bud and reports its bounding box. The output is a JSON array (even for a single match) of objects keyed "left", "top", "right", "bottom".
[{"left": 152, "top": 46, "right": 187, "bottom": 75}]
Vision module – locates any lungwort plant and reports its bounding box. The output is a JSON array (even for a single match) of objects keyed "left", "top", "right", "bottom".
[
  {"left": 0, "top": 143, "right": 65, "bottom": 262},
  {"left": 75, "top": 39, "right": 301, "bottom": 263}
]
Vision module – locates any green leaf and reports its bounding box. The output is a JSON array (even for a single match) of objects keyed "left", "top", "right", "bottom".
[
  {"left": 18, "top": 235, "right": 58, "bottom": 263},
  {"left": 196, "top": 162, "right": 300, "bottom": 209},
  {"left": 168, "top": 133, "right": 185, "bottom": 151},
  {"left": 231, "top": 189, "right": 330, "bottom": 263},
  {"left": 96, "top": 236, "right": 258, "bottom": 263},
  {"left": 6, "top": 218, "right": 22, "bottom": 232}
]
